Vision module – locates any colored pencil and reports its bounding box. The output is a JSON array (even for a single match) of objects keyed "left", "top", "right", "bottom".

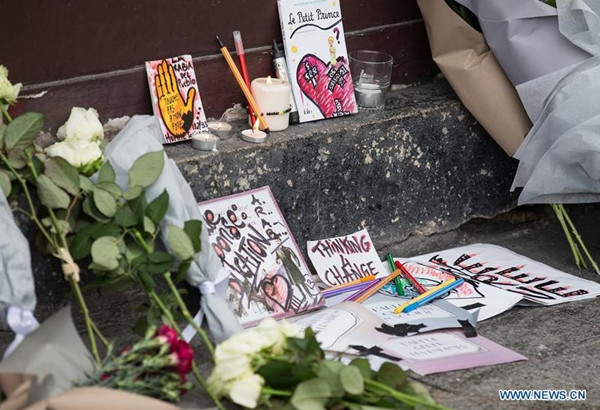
[
  {"left": 353, "top": 269, "right": 402, "bottom": 304},
  {"left": 322, "top": 281, "right": 373, "bottom": 298},
  {"left": 403, "top": 278, "right": 465, "bottom": 313},
  {"left": 393, "top": 278, "right": 456, "bottom": 314},
  {"left": 216, "top": 35, "right": 269, "bottom": 131},
  {"left": 387, "top": 253, "right": 404, "bottom": 296},
  {"left": 394, "top": 260, "right": 427, "bottom": 294},
  {"left": 324, "top": 274, "right": 377, "bottom": 292},
  {"left": 343, "top": 278, "right": 382, "bottom": 302},
  {"left": 233, "top": 30, "right": 253, "bottom": 123}
]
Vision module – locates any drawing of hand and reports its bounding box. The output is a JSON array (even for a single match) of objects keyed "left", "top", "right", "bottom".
[{"left": 155, "top": 60, "right": 196, "bottom": 138}]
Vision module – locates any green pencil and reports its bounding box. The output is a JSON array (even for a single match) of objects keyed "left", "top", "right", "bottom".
[{"left": 387, "top": 253, "right": 404, "bottom": 296}]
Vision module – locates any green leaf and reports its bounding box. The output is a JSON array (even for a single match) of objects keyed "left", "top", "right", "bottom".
[
  {"left": 167, "top": 225, "right": 195, "bottom": 260},
  {"left": 290, "top": 378, "right": 331, "bottom": 410},
  {"left": 82, "top": 196, "right": 111, "bottom": 222},
  {"left": 114, "top": 205, "right": 139, "bottom": 227},
  {"left": 125, "top": 242, "right": 143, "bottom": 262},
  {"left": 349, "top": 358, "right": 372, "bottom": 381},
  {"left": 143, "top": 216, "right": 156, "bottom": 234},
  {"left": 98, "top": 161, "right": 116, "bottom": 184},
  {"left": 128, "top": 150, "right": 164, "bottom": 188},
  {"left": 90, "top": 236, "right": 121, "bottom": 271},
  {"left": 137, "top": 270, "right": 156, "bottom": 291},
  {"left": 340, "top": 366, "right": 364, "bottom": 395},
  {"left": 4, "top": 112, "right": 44, "bottom": 151},
  {"left": 97, "top": 181, "right": 123, "bottom": 199},
  {"left": 184, "top": 219, "right": 202, "bottom": 253},
  {"left": 317, "top": 360, "right": 344, "bottom": 398},
  {"left": 123, "top": 185, "right": 144, "bottom": 200},
  {"left": 44, "top": 156, "right": 80, "bottom": 195},
  {"left": 376, "top": 362, "right": 407, "bottom": 390},
  {"left": 93, "top": 187, "right": 117, "bottom": 217},
  {"left": 147, "top": 252, "right": 175, "bottom": 274},
  {"left": 37, "top": 174, "right": 70, "bottom": 209},
  {"left": 0, "top": 170, "right": 11, "bottom": 197},
  {"left": 145, "top": 189, "right": 169, "bottom": 225},
  {"left": 0, "top": 122, "right": 7, "bottom": 149},
  {"left": 79, "top": 175, "right": 94, "bottom": 193}
]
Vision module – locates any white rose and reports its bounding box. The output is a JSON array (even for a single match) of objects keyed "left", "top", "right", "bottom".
[
  {"left": 228, "top": 374, "right": 264, "bottom": 409},
  {"left": 57, "top": 107, "right": 104, "bottom": 142},
  {"left": 215, "top": 329, "right": 272, "bottom": 362},
  {"left": 46, "top": 139, "right": 103, "bottom": 174},
  {"left": 0, "top": 65, "right": 22, "bottom": 105},
  {"left": 210, "top": 354, "right": 252, "bottom": 384}
]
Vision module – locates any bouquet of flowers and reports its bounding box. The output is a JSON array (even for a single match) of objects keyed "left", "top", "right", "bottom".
[
  {"left": 78, "top": 325, "right": 194, "bottom": 403},
  {"left": 208, "top": 319, "right": 444, "bottom": 410}
]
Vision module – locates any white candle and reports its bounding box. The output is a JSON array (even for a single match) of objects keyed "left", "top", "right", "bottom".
[
  {"left": 251, "top": 77, "right": 292, "bottom": 132},
  {"left": 241, "top": 128, "right": 267, "bottom": 143},
  {"left": 191, "top": 132, "right": 219, "bottom": 151},
  {"left": 207, "top": 121, "right": 233, "bottom": 140}
]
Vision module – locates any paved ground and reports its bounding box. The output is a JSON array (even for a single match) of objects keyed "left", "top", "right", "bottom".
[{"left": 381, "top": 205, "right": 600, "bottom": 410}]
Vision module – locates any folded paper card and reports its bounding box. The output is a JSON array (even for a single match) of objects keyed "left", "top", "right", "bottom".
[{"left": 197, "top": 186, "right": 323, "bottom": 326}]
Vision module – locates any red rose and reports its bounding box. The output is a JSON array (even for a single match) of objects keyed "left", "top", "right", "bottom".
[
  {"left": 172, "top": 339, "right": 194, "bottom": 374},
  {"left": 156, "top": 325, "right": 178, "bottom": 347},
  {"left": 100, "top": 372, "right": 111, "bottom": 381}
]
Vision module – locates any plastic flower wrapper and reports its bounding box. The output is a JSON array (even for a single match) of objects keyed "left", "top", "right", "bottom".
[
  {"left": 417, "top": 0, "right": 531, "bottom": 155},
  {"left": 77, "top": 325, "right": 194, "bottom": 403},
  {"left": 0, "top": 307, "right": 95, "bottom": 406},
  {"left": 0, "top": 189, "right": 39, "bottom": 359},
  {"left": 208, "top": 318, "right": 443, "bottom": 410},
  {"left": 453, "top": 0, "right": 591, "bottom": 122},
  {"left": 101, "top": 115, "right": 242, "bottom": 342}
]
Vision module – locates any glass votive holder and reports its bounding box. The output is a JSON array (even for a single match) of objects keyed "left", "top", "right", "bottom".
[{"left": 349, "top": 50, "right": 393, "bottom": 109}]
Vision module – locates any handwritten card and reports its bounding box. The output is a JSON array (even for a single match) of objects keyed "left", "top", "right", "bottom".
[
  {"left": 307, "top": 229, "right": 385, "bottom": 286},
  {"left": 197, "top": 186, "right": 323, "bottom": 326},
  {"left": 382, "top": 331, "right": 527, "bottom": 376},
  {"left": 409, "top": 244, "right": 600, "bottom": 306},
  {"left": 145, "top": 55, "right": 209, "bottom": 144}
]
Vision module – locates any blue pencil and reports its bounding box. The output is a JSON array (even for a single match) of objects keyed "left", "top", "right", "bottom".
[{"left": 402, "top": 278, "right": 465, "bottom": 314}]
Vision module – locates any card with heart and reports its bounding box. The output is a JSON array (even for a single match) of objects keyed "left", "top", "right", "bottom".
[
  {"left": 197, "top": 186, "right": 324, "bottom": 327},
  {"left": 278, "top": 0, "right": 358, "bottom": 123}
]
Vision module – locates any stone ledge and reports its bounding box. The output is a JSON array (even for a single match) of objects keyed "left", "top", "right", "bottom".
[{"left": 168, "top": 78, "right": 518, "bottom": 252}]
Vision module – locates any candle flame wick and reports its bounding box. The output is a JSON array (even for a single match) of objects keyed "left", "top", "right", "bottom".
[
  {"left": 267, "top": 76, "right": 272, "bottom": 85},
  {"left": 252, "top": 118, "right": 260, "bottom": 133}
]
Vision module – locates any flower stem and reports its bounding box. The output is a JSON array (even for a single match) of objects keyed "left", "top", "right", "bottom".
[
  {"left": 162, "top": 271, "right": 215, "bottom": 359},
  {"left": 560, "top": 204, "right": 600, "bottom": 274},
  {"left": 69, "top": 277, "right": 101, "bottom": 363},
  {"left": 552, "top": 204, "right": 582, "bottom": 268},
  {"left": 0, "top": 104, "right": 12, "bottom": 123},
  {"left": 262, "top": 387, "right": 292, "bottom": 397}
]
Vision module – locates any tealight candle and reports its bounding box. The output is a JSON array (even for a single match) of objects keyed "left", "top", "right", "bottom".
[
  {"left": 207, "top": 121, "right": 233, "bottom": 140},
  {"left": 191, "top": 132, "right": 219, "bottom": 151},
  {"left": 251, "top": 77, "right": 292, "bottom": 132},
  {"left": 241, "top": 126, "right": 267, "bottom": 143}
]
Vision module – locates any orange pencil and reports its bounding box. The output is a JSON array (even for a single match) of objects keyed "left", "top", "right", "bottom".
[
  {"left": 354, "top": 269, "right": 402, "bottom": 304},
  {"left": 216, "top": 36, "right": 269, "bottom": 132}
]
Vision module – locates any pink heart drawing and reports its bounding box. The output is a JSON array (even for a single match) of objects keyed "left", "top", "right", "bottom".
[{"left": 296, "top": 54, "right": 357, "bottom": 118}]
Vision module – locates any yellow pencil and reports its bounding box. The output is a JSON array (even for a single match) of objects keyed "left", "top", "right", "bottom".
[
  {"left": 325, "top": 274, "right": 377, "bottom": 292},
  {"left": 393, "top": 278, "right": 456, "bottom": 314},
  {"left": 216, "top": 36, "right": 270, "bottom": 132},
  {"left": 354, "top": 270, "right": 402, "bottom": 304}
]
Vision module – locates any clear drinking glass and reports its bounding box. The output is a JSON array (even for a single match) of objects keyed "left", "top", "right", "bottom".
[{"left": 349, "top": 50, "right": 394, "bottom": 109}]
